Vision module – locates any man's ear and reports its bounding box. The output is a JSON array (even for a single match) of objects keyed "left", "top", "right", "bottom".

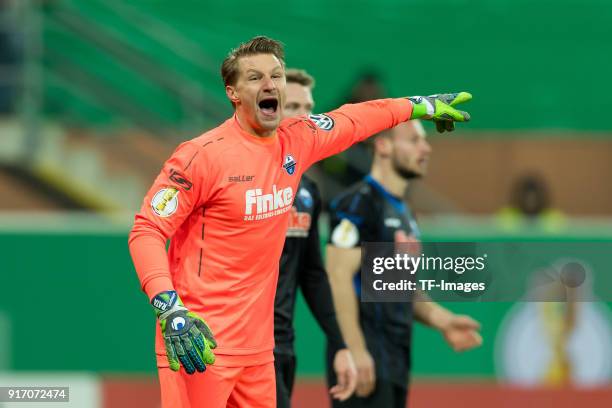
[
  {"left": 226, "top": 85, "right": 240, "bottom": 105},
  {"left": 375, "top": 136, "right": 392, "bottom": 158}
]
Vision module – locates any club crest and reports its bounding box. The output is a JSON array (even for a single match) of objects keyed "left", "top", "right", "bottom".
[{"left": 283, "top": 154, "right": 297, "bottom": 175}]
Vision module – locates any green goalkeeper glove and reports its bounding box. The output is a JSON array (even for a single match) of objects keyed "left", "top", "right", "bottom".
[
  {"left": 151, "top": 290, "right": 217, "bottom": 374},
  {"left": 408, "top": 92, "right": 472, "bottom": 133}
]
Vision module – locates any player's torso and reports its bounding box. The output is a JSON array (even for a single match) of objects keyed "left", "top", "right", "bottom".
[
  {"left": 209, "top": 142, "right": 299, "bottom": 225},
  {"left": 166, "top": 123, "right": 312, "bottom": 355},
  {"left": 351, "top": 178, "right": 419, "bottom": 341},
  {"left": 358, "top": 177, "right": 418, "bottom": 381},
  {"left": 170, "top": 127, "right": 308, "bottom": 303},
  {"left": 372, "top": 194, "right": 420, "bottom": 244}
]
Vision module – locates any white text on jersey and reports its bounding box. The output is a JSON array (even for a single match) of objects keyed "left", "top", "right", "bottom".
[{"left": 244, "top": 185, "right": 294, "bottom": 221}]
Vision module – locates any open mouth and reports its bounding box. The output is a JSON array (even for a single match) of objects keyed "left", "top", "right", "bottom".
[{"left": 258, "top": 97, "right": 279, "bottom": 116}]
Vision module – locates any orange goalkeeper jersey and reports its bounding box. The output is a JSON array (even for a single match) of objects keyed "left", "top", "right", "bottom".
[{"left": 128, "top": 99, "right": 412, "bottom": 367}]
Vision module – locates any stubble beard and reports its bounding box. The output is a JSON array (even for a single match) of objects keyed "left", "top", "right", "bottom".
[{"left": 392, "top": 156, "right": 423, "bottom": 180}]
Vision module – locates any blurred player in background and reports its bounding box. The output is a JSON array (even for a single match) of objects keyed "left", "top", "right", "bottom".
[
  {"left": 326, "top": 121, "right": 482, "bottom": 407},
  {"left": 275, "top": 68, "right": 357, "bottom": 407},
  {"left": 129, "top": 34, "right": 471, "bottom": 408}
]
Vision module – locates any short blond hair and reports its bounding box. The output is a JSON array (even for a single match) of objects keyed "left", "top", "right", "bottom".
[
  {"left": 285, "top": 68, "right": 315, "bottom": 89},
  {"left": 221, "top": 36, "right": 285, "bottom": 86}
]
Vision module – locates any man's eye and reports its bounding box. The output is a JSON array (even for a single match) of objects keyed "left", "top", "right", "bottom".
[
  {"left": 272, "top": 74, "right": 282, "bottom": 79},
  {"left": 249, "top": 77, "right": 258, "bottom": 81}
]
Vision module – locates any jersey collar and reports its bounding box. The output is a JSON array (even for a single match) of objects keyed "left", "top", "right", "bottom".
[
  {"left": 364, "top": 174, "right": 407, "bottom": 214},
  {"left": 232, "top": 114, "right": 278, "bottom": 146}
]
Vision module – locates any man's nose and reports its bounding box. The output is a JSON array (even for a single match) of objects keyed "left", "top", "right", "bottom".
[{"left": 262, "top": 75, "right": 277, "bottom": 91}]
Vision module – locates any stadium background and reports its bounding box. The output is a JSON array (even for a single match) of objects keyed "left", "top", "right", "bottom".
[{"left": 1, "top": 0, "right": 611, "bottom": 407}]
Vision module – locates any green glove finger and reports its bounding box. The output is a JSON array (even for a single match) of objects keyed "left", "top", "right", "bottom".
[
  {"left": 164, "top": 336, "right": 180, "bottom": 372},
  {"left": 173, "top": 337, "right": 197, "bottom": 374},
  {"left": 439, "top": 108, "right": 470, "bottom": 122},
  {"left": 436, "top": 92, "right": 472, "bottom": 107},
  {"left": 434, "top": 100, "right": 470, "bottom": 122},
  {"left": 195, "top": 336, "right": 216, "bottom": 365},
  {"left": 203, "top": 338, "right": 216, "bottom": 364},
  {"left": 189, "top": 325, "right": 216, "bottom": 365},
  {"left": 181, "top": 333, "right": 206, "bottom": 373},
  {"left": 434, "top": 119, "right": 455, "bottom": 133},
  {"left": 452, "top": 92, "right": 472, "bottom": 106},
  {"left": 458, "top": 110, "right": 470, "bottom": 122},
  {"left": 445, "top": 120, "right": 455, "bottom": 132}
]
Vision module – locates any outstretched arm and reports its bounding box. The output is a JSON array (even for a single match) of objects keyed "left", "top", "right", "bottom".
[{"left": 301, "top": 93, "right": 472, "bottom": 168}]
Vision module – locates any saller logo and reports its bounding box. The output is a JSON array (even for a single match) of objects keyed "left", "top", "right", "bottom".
[{"left": 244, "top": 185, "right": 294, "bottom": 221}]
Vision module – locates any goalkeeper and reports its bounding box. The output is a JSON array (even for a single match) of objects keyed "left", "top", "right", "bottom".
[{"left": 129, "top": 35, "right": 472, "bottom": 408}]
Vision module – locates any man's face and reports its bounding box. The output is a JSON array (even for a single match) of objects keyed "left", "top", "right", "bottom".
[
  {"left": 283, "top": 82, "right": 314, "bottom": 117},
  {"left": 388, "top": 121, "right": 432, "bottom": 179},
  {"left": 227, "top": 54, "right": 286, "bottom": 133}
]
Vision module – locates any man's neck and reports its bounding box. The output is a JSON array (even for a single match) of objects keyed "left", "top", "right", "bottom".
[
  {"left": 235, "top": 112, "right": 276, "bottom": 138},
  {"left": 370, "top": 165, "right": 409, "bottom": 198}
]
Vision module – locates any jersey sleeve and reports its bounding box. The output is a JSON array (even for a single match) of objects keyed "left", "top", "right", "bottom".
[
  {"left": 128, "top": 141, "right": 211, "bottom": 299},
  {"left": 328, "top": 189, "right": 377, "bottom": 249},
  {"left": 301, "top": 98, "right": 413, "bottom": 168}
]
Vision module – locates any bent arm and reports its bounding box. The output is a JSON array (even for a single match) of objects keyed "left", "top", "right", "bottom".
[{"left": 128, "top": 141, "right": 208, "bottom": 300}]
